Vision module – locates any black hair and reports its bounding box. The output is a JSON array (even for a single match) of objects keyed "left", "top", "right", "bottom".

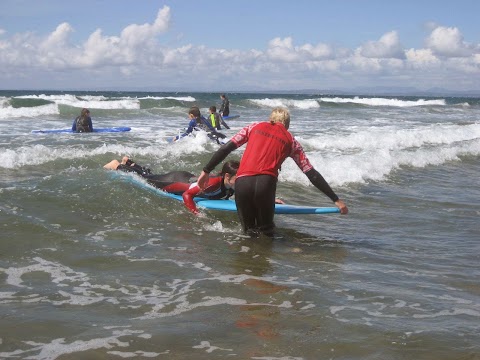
[
  {"left": 219, "top": 160, "right": 239, "bottom": 176},
  {"left": 188, "top": 106, "right": 201, "bottom": 117}
]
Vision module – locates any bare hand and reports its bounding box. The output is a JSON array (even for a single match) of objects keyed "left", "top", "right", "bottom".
[
  {"left": 197, "top": 171, "right": 210, "bottom": 190},
  {"left": 335, "top": 199, "right": 348, "bottom": 215}
]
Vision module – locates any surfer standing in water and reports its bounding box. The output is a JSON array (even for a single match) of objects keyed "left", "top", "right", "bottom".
[
  {"left": 196, "top": 107, "right": 349, "bottom": 236},
  {"left": 219, "top": 94, "right": 230, "bottom": 117},
  {"left": 104, "top": 157, "right": 239, "bottom": 214}
]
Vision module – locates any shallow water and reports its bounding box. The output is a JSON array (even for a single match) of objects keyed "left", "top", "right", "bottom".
[{"left": 1, "top": 91, "right": 479, "bottom": 359}]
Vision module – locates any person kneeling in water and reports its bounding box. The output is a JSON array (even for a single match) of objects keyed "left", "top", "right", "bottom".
[{"left": 104, "top": 156, "right": 239, "bottom": 214}]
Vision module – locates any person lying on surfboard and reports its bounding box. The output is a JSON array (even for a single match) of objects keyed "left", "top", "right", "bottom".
[{"left": 104, "top": 157, "right": 239, "bottom": 214}]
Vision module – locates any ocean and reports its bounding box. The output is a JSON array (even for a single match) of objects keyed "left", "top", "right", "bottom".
[{"left": 0, "top": 90, "right": 479, "bottom": 359}]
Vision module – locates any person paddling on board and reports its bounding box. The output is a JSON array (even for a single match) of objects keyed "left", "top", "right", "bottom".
[
  {"left": 196, "top": 107, "right": 348, "bottom": 236},
  {"left": 104, "top": 157, "right": 239, "bottom": 214},
  {"left": 72, "top": 108, "right": 93, "bottom": 133},
  {"left": 173, "top": 106, "right": 226, "bottom": 144}
]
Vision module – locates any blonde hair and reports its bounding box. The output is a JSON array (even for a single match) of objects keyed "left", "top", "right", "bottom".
[{"left": 269, "top": 107, "right": 290, "bottom": 129}]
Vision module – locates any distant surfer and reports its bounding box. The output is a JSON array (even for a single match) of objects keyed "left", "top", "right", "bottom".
[
  {"left": 173, "top": 106, "right": 226, "bottom": 144},
  {"left": 72, "top": 108, "right": 93, "bottom": 133},
  {"left": 197, "top": 107, "right": 349, "bottom": 236},
  {"left": 104, "top": 156, "right": 239, "bottom": 214},
  {"left": 219, "top": 94, "right": 230, "bottom": 117}
]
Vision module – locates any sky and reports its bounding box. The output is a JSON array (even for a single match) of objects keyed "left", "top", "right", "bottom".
[{"left": 0, "top": 0, "right": 479, "bottom": 92}]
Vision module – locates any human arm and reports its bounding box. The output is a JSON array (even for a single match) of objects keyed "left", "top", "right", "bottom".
[
  {"left": 198, "top": 141, "right": 238, "bottom": 189},
  {"left": 174, "top": 119, "right": 197, "bottom": 141},
  {"left": 182, "top": 183, "right": 201, "bottom": 214},
  {"left": 305, "top": 168, "right": 348, "bottom": 214},
  {"left": 72, "top": 118, "right": 77, "bottom": 131},
  {"left": 291, "top": 139, "right": 348, "bottom": 214}
]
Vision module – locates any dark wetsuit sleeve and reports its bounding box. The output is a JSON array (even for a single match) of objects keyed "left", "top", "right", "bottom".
[
  {"left": 175, "top": 119, "right": 197, "bottom": 140},
  {"left": 305, "top": 168, "right": 339, "bottom": 203},
  {"left": 203, "top": 141, "right": 238, "bottom": 173},
  {"left": 72, "top": 118, "right": 77, "bottom": 131},
  {"left": 220, "top": 117, "right": 230, "bottom": 129},
  {"left": 87, "top": 116, "right": 93, "bottom": 131}
]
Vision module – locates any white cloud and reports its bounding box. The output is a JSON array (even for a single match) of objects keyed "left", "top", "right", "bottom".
[
  {"left": 40, "top": 22, "right": 73, "bottom": 49},
  {"left": 405, "top": 48, "right": 440, "bottom": 67},
  {"left": 0, "top": 6, "right": 172, "bottom": 71},
  {"left": 358, "top": 31, "right": 405, "bottom": 59},
  {"left": 266, "top": 37, "right": 336, "bottom": 62},
  {"left": 267, "top": 37, "right": 300, "bottom": 62},
  {"left": 425, "top": 26, "right": 474, "bottom": 57},
  {"left": 0, "top": 6, "right": 479, "bottom": 91}
]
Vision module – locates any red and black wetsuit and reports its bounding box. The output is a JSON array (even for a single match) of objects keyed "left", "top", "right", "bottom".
[
  {"left": 117, "top": 163, "right": 232, "bottom": 213},
  {"left": 203, "top": 121, "right": 339, "bottom": 235},
  {"left": 177, "top": 176, "right": 233, "bottom": 214}
]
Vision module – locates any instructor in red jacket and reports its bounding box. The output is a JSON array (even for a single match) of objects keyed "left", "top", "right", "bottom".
[{"left": 197, "top": 107, "right": 348, "bottom": 236}]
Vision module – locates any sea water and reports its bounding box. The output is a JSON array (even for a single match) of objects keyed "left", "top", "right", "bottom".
[{"left": 0, "top": 91, "right": 479, "bottom": 359}]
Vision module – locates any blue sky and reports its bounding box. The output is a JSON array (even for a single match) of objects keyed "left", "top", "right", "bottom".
[{"left": 0, "top": 0, "right": 479, "bottom": 92}]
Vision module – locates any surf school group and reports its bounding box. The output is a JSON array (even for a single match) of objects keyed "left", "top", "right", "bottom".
[{"left": 36, "top": 93, "right": 349, "bottom": 237}]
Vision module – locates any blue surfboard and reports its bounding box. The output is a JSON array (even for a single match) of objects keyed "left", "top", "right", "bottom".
[
  {"left": 32, "top": 126, "right": 131, "bottom": 134},
  {"left": 116, "top": 172, "right": 340, "bottom": 215},
  {"left": 222, "top": 115, "right": 240, "bottom": 120}
]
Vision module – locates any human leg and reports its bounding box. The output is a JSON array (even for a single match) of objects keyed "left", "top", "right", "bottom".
[
  {"left": 235, "top": 175, "right": 277, "bottom": 236},
  {"left": 103, "top": 159, "right": 121, "bottom": 170},
  {"left": 235, "top": 177, "right": 257, "bottom": 232},
  {"left": 251, "top": 175, "right": 277, "bottom": 235},
  {"left": 145, "top": 171, "right": 196, "bottom": 191}
]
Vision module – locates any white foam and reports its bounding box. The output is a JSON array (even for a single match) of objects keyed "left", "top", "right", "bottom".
[
  {"left": 249, "top": 98, "right": 320, "bottom": 109},
  {"left": 279, "top": 123, "right": 480, "bottom": 186},
  {"left": 192, "top": 341, "right": 233, "bottom": 353},
  {"left": 413, "top": 308, "right": 480, "bottom": 318},
  {"left": 1, "top": 257, "right": 89, "bottom": 288},
  {"left": 0, "top": 139, "right": 212, "bottom": 169},
  {"left": 319, "top": 96, "right": 446, "bottom": 107},
  {"left": 138, "top": 95, "right": 196, "bottom": 102},
  {"left": 15, "top": 94, "right": 140, "bottom": 110},
  {"left": 0, "top": 329, "right": 145, "bottom": 360},
  {"left": 0, "top": 103, "right": 59, "bottom": 119}
]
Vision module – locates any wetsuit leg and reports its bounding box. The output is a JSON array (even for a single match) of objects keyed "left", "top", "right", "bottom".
[
  {"left": 235, "top": 175, "right": 277, "bottom": 236},
  {"left": 144, "top": 171, "right": 196, "bottom": 191}
]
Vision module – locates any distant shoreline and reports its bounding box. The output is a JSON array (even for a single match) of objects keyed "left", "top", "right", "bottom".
[{"left": 1, "top": 88, "right": 479, "bottom": 97}]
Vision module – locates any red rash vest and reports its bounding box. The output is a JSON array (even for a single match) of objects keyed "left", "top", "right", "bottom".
[{"left": 230, "top": 122, "right": 313, "bottom": 178}]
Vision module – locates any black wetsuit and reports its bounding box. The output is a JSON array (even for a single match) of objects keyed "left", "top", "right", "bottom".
[
  {"left": 220, "top": 97, "right": 230, "bottom": 116},
  {"left": 116, "top": 163, "right": 196, "bottom": 189}
]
